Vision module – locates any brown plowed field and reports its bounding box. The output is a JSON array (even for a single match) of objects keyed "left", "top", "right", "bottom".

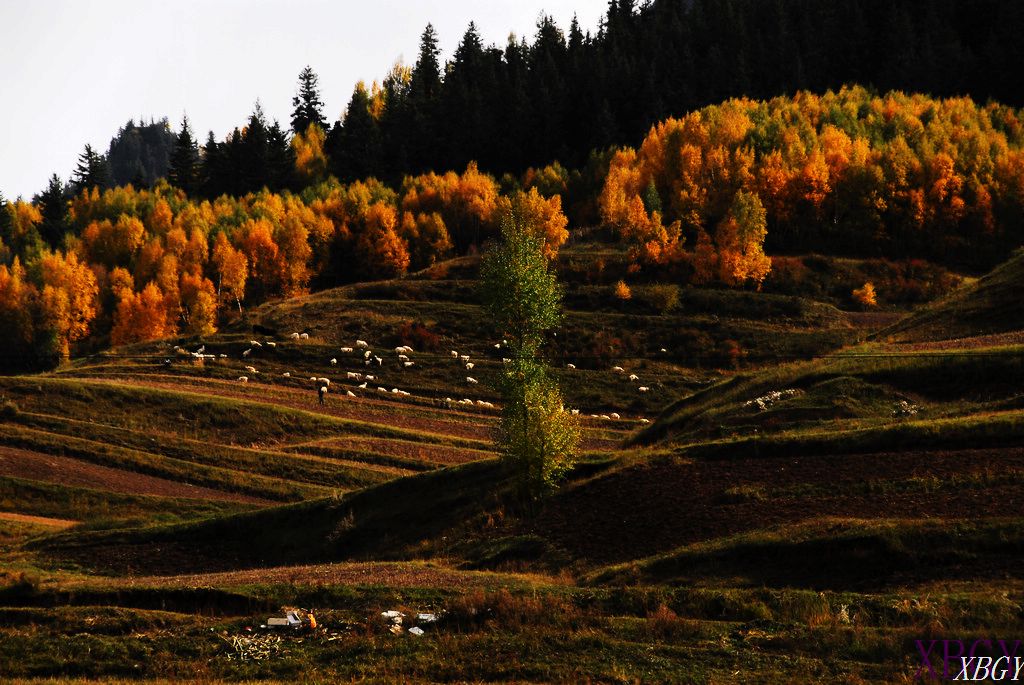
[
  {"left": 0, "top": 446, "right": 267, "bottom": 505},
  {"left": 534, "top": 447, "right": 1024, "bottom": 564}
]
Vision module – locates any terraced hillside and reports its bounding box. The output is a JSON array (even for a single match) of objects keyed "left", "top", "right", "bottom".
[{"left": 2, "top": 246, "right": 1021, "bottom": 682}]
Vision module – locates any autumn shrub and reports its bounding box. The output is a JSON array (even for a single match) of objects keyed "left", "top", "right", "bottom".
[
  {"left": 644, "top": 283, "right": 681, "bottom": 313},
  {"left": 613, "top": 279, "right": 632, "bottom": 300},
  {"left": 395, "top": 320, "right": 441, "bottom": 351},
  {"left": 852, "top": 282, "right": 878, "bottom": 308},
  {"left": 646, "top": 604, "right": 702, "bottom": 641}
]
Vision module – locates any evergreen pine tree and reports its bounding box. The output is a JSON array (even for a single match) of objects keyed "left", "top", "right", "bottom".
[
  {"left": 34, "top": 174, "right": 68, "bottom": 248},
  {"left": 291, "top": 66, "right": 327, "bottom": 135},
  {"left": 168, "top": 114, "right": 199, "bottom": 194},
  {"left": 72, "top": 144, "right": 109, "bottom": 193}
]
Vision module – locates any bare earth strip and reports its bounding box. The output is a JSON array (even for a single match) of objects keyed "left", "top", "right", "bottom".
[
  {"left": 0, "top": 446, "right": 267, "bottom": 505},
  {"left": 0, "top": 511, "right": 78, "bottom": 529}
]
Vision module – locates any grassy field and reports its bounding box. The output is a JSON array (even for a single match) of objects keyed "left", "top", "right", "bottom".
[{"left": 0, "top": 244, "right": 1020, "bottom": 682}]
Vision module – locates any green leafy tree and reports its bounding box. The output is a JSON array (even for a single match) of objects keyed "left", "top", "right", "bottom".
[{"left": 480, "top": 205, "right": 579, "bottom": 496}]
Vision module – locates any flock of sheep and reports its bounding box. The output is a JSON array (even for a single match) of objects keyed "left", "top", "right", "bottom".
[{"left": 175, "top": 332, "right": 652, "bottom": 424}]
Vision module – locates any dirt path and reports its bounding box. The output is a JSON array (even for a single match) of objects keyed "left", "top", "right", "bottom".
[
  {"left": 0, "top": 511, "right": 78, "bottom": 529},
  {"left": 0, "top": 446, "right": 267, "bottom": 505}
]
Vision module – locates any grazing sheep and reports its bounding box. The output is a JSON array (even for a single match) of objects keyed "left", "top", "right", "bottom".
[
  {"left": 460, "top": 355, "right": 470, "bottom": 363},
  {"left": 309, "top": 376, "right": 317, "bottom": 381},
  {"left": 590, "top": 414, "right": 599, "bottom": 418},
  {"left": 318, "top": 377, "right": 330, "bottom": 385},
  {"left": 610, "top": 412, "right": 621, "bottom": 419},
  {"left": 356, "top": 340, "right": 368, "bottom": 348},
  {"left": 476, "top": 400, "right": 488, "bottom": 406},
  {"left": 566, "top": 363, "right": 576, "bottom": 369},
  {"left": 266, "top": 341, "right": 276, "bottom": 348},
  {"left": 290, "top": 332, "right": 300, "bottom": 339},
  {"left": 245, "top": 365, "right": 257, "bottom": 373},
  {"left": 493, "top": 343, "right": 501, "bottom": 349},
  {"left": 391, "top": 388, "right": 400, "bottom": 394},
  {"left": 640, "top": 418, "right": 650, "bottom": 424},
  {"left": 374, "top": 356, "right": 383, "bottom": 365},
  {"left": 465, "top": 362, "right": 474, "bottom": 370},
  {"left": 330, "top": 358, "right": 338, "bottom": 365},
  {"left": 346, "top": 390, "right": 356, "bottom": 397},
  {"left": 403, "top": 361, "right": 414, "bottom": 368},
  {"left": 250, "top": 340, "right": 261, "bottom": 347},
  {"left": 358, "top": 382, "right": 367, "bottom": 389},
  {"left": 398, "top": 354, "right": 409, "bottom": 361},
  {"left": 219, "top": 353, "right": 227, "bottom": 358},
  {"left": 346, "top": 372, "right": 361, "bottom": 380},
  {"left": 378, "top": 387, "right": 387, "bottom": 392},
  {"left": 638, "top": 386, "right": 649, "bottom": 393},
  {"left": 466, "top": 376, "right": 478, "bottom": 384},
  {"left": 502, "top": 358, "right": 510, "bottom": 363},
  {"left": 237, "top": 376, "right": 248, "bottom": 383},
  {"left": 340, "top": 347, "right": 352, "bottom": 353},
  {"left": 660, "top": 348, "right": 667, "bottom": 353},
  {"left": 628, "top": 374, "right": 639, "bottom": 382},
  {"left": 612, "top": 366, "right": 625, "bottom": 373},
  {"left": 365, "top": 375, "right": 375, "bottom": 381},
  {"left": 600, "top": 414, "right": 611, "bottom": 420},
  {"left": 283, "top": 372, "right": 291, "bottom": 377},
  {"left": 300, "top": 333, "right": 309, "bottom": 340},
  {"left": 242, "top": 349, "right": 251, "bottom": 357},
  {"left": 450, "top": 350, "right": 459, "bottom": 358},
  {"left": 196, "top": 345, "right": 205, "bottom": 354},
  {"left": 400, "top": 390, "right": 410, "bottom": 396},
  {"left": 570, "top": 409, "right": 580, "bottom": 415}
]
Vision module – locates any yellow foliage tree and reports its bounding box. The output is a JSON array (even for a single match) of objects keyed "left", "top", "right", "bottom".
[
  {"left": 37, "top": 250, "right": 99, "bottom": 361},
  {"left": 111, "top": 282, "right": 172, "bottom": 345},
  {"left": 715, "top": 191, "right": 772, "bottom": 287},
  {"left": 293, "top": 123, "right": 328, "bottom": 183}
]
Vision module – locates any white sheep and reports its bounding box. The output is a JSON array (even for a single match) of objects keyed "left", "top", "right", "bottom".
[
  {"left": 266, "top": 342, "right": 276, "bottom": 348},
  {"left": 196, "top": 345, "right": 205, "bottom": 354},
  {"left": 502, "top": 358, "right": 511, "bottom": 363},
  {"left": 242, "top": 349, "right": 251, "bottom": 357},
  {"left": 476, "top": 400, "right": 488, "bottom": 406},
  {"left": 364, "top": 349, "right": 372, "bottom": 358},
  {"left": 356, "top": 340, "right": 368, "bottom": 348},
  {"left": 358, "top": 382, "right": 367, "bottom": 389},
  {"left": 465, "top": 362, "right": 474, "bottom": 370},
  {"left": 346, "top": 390, "right": 356, "bottom": 397},
  {"left": 660, "top": 348, "right": 667, "bottom": 353},
  {"left": 460, "top": 355, "right": 470, "bottom": 363},
  {"left": 378, "top": 387, "right": 387, "bottom": 392},
  {"left": 245, "top": 365, "right": 257, "bottom": 373},
  {"left": 628, "top": 374, "right": 639, "bottom": 382},
  {"left": 374, "top": 356, "right": 383, "bottom": 365},
  {"left": 219, "top": 353, "right": 227, "bottom": 358},
  {"left": 250, "top": 340, "right": 261, "bottom": 347},
  {"left": 300, "top": 333, "right": 309, "bottom": 340},
  {"left": 600, "top": 414, "right": 611, "bottom": 420},
  {"left": 640, "top": 418, "right": 650, "bottom": 424},
  {"left": 638, "top": 386, "right": 649, "bottom": 393},
  {"left": 237, "top": 376, "right": 248, "bottom": 383},
  {"left": 610, "top": 412, "right": 621, "bottom": 419},
  {"left": 403, "top": 361, "right": 414, "bottom": 368},
  {"left": 612, "top": 366, "right": 625, "bottom": 373},
  {"left": 309, "top": 376, "right": 317, "bottom": 381},
  {"left": 346, "top": 372, "right": 361, "bottom": 380},
  {"left": 566, "top": 363, "right": 576, "bottom": 369},
  {"left": 570, "top": 409, "right": 580, "bottom": 415},
  {"left": 330, "top": 358, "right": 338, "bottom": 365},
  {"left": 400, "top": 390, "right": 410, "bottom": 396},
  {"left": 466, "top": 377, "right": 478, "bottom": 384},
  {"left": 450, "top": 350, "right": 458, "bottom": 358},
  {"left": 398, "top": 354, "right": 409, "bottom": 361},
  {"left": 493, "top": 343, "right": 501, "bottom": 349},
  {"left": 290, "top": 332, "right": 300, "bottom": 339},
  {"left": 283, "top": 372, "right": 291, "bottom": 377},
  {"left": 391, "top": 388, "right": 400, "bottom": 394},
  {"left": 340, "top": 347, "right": 353, "bottom": 353},
  {"left": 365, "top": 375, "right": 374, "bottom": 381},
  {"left": 318, "top": 377, "right": 330, "bottom": 386}
]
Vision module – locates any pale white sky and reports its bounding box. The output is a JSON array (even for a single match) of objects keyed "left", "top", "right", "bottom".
[{"left": 0, "top": 0, "right": 607, "bottom": 200}]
